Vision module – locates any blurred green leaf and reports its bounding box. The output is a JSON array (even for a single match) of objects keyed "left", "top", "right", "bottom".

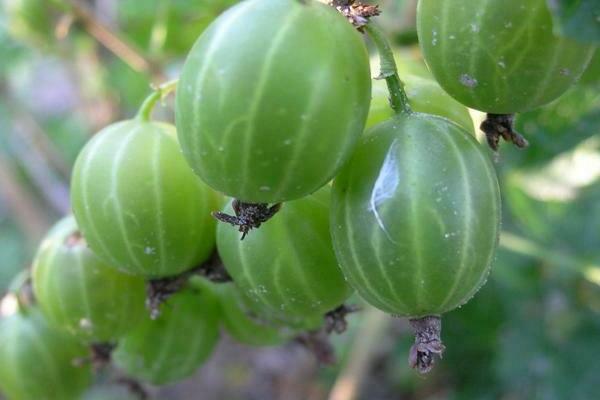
[
  {"left": 547, "top": 0, "right": 600, "bottom": 44},
  {"left": 442, "top": 282, "right": 505, "bottom": 400},
  {"left": 580, "top": 51, "right": 600, "bottom": 85},
  {"left": 0, "top": 25, "right": 26, "bottom": 74},
  {"left": 503, "top": 159, "right": 600, "bottom": 262},
  {"left": 105, "top": 58, "right": 152, "bottom": 115},
  {"left": 1, "top": 0, "right": 61, "bottom": 50},
  {"left": 507, "top": 82, "right": 600, "bottom": 168},
  {"left": 496, "top": 281, "right": 600, "bottom": 400},
  {"left": 44, "top": 116, "right": 89, "bottom": 165},
  {"left": 117, "top": 0, "right": 238, "bottom": 59}
]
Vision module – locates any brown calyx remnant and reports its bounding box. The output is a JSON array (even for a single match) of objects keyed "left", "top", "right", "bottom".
[
  {"left": 324, "top": 303, "right": 361, "bottom": 334},
  {"left": 480, "top": 113, "right": 529, "bottom": 151},
  {"left": 295, "top": 330, "right": 336, "bottom": 365},
  {"left": 72, "top": 342, "right": 115, "bottom": 370},
  {"left": 64, "top": 231, "right": 86, "bottom": 247},
  {"left": 212, "top": 200, "right": 281, "bottom": 240},
  {"left": 90, "top": 342, "right": 115, "bottom": 368},
  {"left": 16, "top": 273, "right": 36, "bottom": 308},
  {"left": 408, "top": 316, "right": 445, "bottom": 374},
  {"left": 329, "top": 0, "right": 380, "bottom": 30},
  {"left": 296, "top": 303, "right": 361, "bottom": 364},
  {"left": 145, "top": 251, "right": 231, "bottom": 319}
]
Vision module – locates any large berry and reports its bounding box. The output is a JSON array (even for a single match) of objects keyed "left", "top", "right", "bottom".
[
  {"left": 32, "top": 216, "right": 146, "bottom": 342},
  {"left": 71, "top": 121, "right": 221, "bottom": 278},
  {"left": 331, "top": 113, "right": 501, "bottom": 316},
  {"left": 217, "top": 188, "right": 351, "bottom": 327},
  {"left": 0, "top": 307, "right": 92, "bottom": 399},
  {"left": 176, "top": 0, "right": 371, "bottom": 203},
  {"left": 417, "top": 0, "right": 596, "bottom": 113},
  {"left": 112, "top": 279, "right": 220, "bottom": 385}
]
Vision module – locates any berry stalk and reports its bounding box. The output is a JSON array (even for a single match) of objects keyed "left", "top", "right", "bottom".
[
  {"left": 364, "top": 23, "right": 411, "bottom": 115},
  {"left": 137, "top": 79, "right": 179, "bottom": 121}
]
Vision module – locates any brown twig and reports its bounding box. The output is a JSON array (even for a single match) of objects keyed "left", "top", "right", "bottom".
[
  {"left": 0, "top": 154, "right": 52, "bottom": 244},
  {"left": 3, "top": 101, "right": 71, "bottom": 178},
  {"left": 295, "top": 330, "right": 337, "bottom": 365},
  {"left": 6, "top": 128, "right": 70, "bottom": 215},
  {"left": 114, "top": 376, "right": 149, "bottom": 400},
  {"left": 65, "top": 0, "right": 166, "bottom": 81},
  {"left": 328, "top": 306, "right": 392, "bottom": 400},
  {"left": 0, "top": 85, "right": 71, "bottom": 215}
]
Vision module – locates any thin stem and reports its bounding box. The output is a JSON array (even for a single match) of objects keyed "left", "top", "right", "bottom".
[
  {"left": 136, "top": 79, "right": 179, "bottom": 121},
  {"left": 364, "top": 24, "right": 411, "bottom": 115}
]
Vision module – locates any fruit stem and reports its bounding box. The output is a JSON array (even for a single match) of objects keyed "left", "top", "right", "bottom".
[
  {"left": 364, "top": 23, "right": 411, "bottom": 115},
  {"left": 136, "top": 79, "right": 179, "bottom": 122}
]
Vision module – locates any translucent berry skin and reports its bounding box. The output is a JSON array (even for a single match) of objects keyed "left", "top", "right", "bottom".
[
  {"left": 417, "top": 0, "right": 596, "bottom": 113},
  {"left": 0, "top": 308, "right": 92, "bottom": 400},
  {"left": 332, "top": 113, "right": 501, "bottom": 317},
  {"left": 32, "top": 216, "right": 146, "bottom": 342},
  {"left": 71, "top": 121, "right": 221, "bottom": 278},
  {"left": 112, "top": 279, "right": 220, "bottom": 385},
  {"left": 217, "top": 188, "right": 351, "bottom": 328},
  {"left": 176, "top": 0, "right": 371, "bottom": 203}
]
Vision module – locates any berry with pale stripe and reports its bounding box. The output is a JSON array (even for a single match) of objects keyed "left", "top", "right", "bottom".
[
  {"left": 417, "top": 0, "right": 596, "bottom": 114},
  {"left": 0, "top": 307, "right": 92, "bottom": 399},
  {"left": 112, "top": 278, "right": 220, "bottom": 385},
  {"left": 32, "top": 216, "right": 146, "bottom": 342},
  {"left": 332, "top": 112, "right": 500, "bottom": 317},
  {"left": 175, "top": 0, "right": 371, "bottom": 203},
  {"left": 217, "top": 188, "right": 351, "bottom": 328},
  {"left": 71, "top": 121, "right": 222, "bottom": 278}
]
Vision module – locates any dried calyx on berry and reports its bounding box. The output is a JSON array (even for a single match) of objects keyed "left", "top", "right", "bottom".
[
  {"left": 212, "top": 200, "right": 282, "bottom": 240},
  {"left": 146, "top": 251, "right": 231, "bottom": 319},
  {"left": 329, "top": 0, "right": 380, "bottom": 30},
  {"left": 480, "top": 113, "right": 529, "bottom": 151}
]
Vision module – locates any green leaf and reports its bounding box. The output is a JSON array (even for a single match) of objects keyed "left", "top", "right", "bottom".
[
  {"left": 505, "top": 82, "right": 600, "bottom": 168},
  {"left": 547, "top": 0, "right": 600, "bottom": 43},
  {"left": 580, "top": 51, "right": 600, "bottom": 85}
]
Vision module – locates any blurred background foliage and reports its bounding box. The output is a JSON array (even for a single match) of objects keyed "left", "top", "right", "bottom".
[{"left": 0, "top": 0, "right": 598, "bottom": 399}]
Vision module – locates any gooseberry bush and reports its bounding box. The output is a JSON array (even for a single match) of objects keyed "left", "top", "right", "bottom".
[{"left": 0, "top": 0, "right": 597, "bottom": 398}]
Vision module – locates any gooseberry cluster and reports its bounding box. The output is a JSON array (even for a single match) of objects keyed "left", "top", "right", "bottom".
[{"left": 0, "top": 0, "right": 596, "bottom": 398}]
